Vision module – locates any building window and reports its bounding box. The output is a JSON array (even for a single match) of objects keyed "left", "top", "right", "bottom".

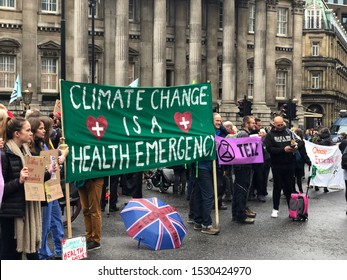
[
  {"left": 276, "top": 71, "right": 287, "bottom": 98},
  {"left": 312, "top": 42, "right": 320, "bottom": 56},
  {"left": 128, "top": 62, "right": 135, "bottom": 85},
  {"left": 41, "top": 58, "right": 58, "bottom": 91},
  {"left": 305, "top": 4, "right": 321, "bottom": 29},
  {"left": 0, "top": 55, "right": 16, "bottom": 89},
  {"left": 311, "top": 72, "right": 320, "bottom": 89},
  {"left": 129, "top": 0, "right": 135, "bottom": 21},
  {"left": 248, "top": 4, "right": 255, "bottom": 33},
  {"left": 41, "top": 0, "right": 57, "bottom": 13},
  {"left": 88, "top": 61, "right": 98, "bottom": 84},
  {"left": 341, "top": 13, "right": 347, "bottom": 30},
  {"left": 277, "top": 8, "right": 288, "bottom": 36},
  {"left": 247, "top": 69, "right": 254, "bottom": 97},
  {"left": 219, "top": 0, "right": 223, "bottom": 29},
  {"left": 166, "top": 0, "right": 175, "bottom": 26},
  {"left": 0, "top": 0, "right": 15, "bottom": 8}
]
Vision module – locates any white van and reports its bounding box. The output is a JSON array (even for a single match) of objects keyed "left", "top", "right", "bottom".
[{"left": 330, "top": 110, "right": 347, "bottom": 141}]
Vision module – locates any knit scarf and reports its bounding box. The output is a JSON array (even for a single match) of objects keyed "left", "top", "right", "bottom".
[{"left": 6, "top": 140, "right": 42, "bottom": 253}]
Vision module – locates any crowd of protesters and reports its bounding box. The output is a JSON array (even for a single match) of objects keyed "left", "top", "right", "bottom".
[{"left": 1, "top": 103, "right": 346, "bottom": 258}]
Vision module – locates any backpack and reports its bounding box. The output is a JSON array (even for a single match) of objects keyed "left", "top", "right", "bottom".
[{"left": 342, "top": 147, "right": 347, "bottom": 170}]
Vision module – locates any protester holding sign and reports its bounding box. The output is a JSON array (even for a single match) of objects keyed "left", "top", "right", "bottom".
[
  {"left": 264, "top": 116, "right": 298, "bottom": 218},
  {"left": 0, "top": 117, "right": 42, "bottom": 259},
  {"left": 33, "top": 115, "right": 65, "bottom": 260},
  {"left": 232, "top": 116, "right": 257, "bottom": 224}
]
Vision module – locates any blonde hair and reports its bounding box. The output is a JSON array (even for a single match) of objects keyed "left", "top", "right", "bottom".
[{"left": 0, "top": 108, "right": 9, "bottom": 141}]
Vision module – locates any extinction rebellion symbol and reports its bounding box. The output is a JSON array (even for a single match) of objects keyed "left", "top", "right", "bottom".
[{"left": 218, "top": 139, "right": 235, "bottom": 163}]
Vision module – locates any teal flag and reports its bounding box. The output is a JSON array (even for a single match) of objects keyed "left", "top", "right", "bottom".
[
  {"left": 60, "top": 81, "right": 216, "bottom": 182},
  {"left": 9, "top": 74, "right": 22, "bottom": 104}
]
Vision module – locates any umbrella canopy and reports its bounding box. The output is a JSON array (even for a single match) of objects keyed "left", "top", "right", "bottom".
[{"left": 120, "top": 197, "right": 187, "bottom": 250}]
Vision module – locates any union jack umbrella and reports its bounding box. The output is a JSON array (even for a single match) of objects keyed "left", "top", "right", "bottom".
[{"left": 120, "top": 197, "right": 187, "bottom": 250}]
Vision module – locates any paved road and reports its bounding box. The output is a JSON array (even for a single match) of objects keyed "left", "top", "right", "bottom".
[{"left": 65, "top": 174, "right": 347, "bottom": 260}]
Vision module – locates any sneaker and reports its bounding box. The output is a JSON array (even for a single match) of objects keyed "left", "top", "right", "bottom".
[
  {"left": 201, "top": 226, "right": 220, "bottom": 235},
  {"left": 237, "top": 217, "right": 255, "bottom": 224},
  {"left": 186, "top": 217, "right": 194, "bottom": 224},
  {"left": 193, "top": 224, "right": 203, "bottom": 231},
  {"left": 245, "top": 207, "right": 256, "bottom": 218},
  {"left": 271, "top": 209, "right": 279, "bottom": 218},
  {"left": 257, "top": 195, "right": 266, "bottom": 202},
  {"left": 87, "top": 241, "right": 101, "bottom": 251}
]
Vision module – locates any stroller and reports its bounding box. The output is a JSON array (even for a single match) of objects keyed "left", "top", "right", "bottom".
[{"left": 144, "top": 168, "right": 175, "bottom": 193}]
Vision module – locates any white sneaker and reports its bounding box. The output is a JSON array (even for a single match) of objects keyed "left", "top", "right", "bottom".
[{"left": 271, "top": 209, "right": 279, "bottom": 218}]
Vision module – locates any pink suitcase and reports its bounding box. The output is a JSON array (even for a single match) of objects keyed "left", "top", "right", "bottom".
[{"left": 289, "top": 189, "right": 309, "bottom": 221}]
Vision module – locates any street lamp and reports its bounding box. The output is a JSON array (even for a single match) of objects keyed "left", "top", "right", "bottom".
[
  {"left": 217, "top": 97, "right": 222, "bottom": 113},
  {"left": 88, "top": 0, "right": 96, "bottom": 84},
  {"left": 22, "top": 88, "right": 33, "bottom": 111}
]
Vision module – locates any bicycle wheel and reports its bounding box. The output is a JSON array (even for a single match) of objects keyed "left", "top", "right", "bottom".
[
  {"left": 60, "top": 182, "right": 82, "bottom": 227},
  {"left": 63, "top": 198, "right": 81, "bottom": 227}
]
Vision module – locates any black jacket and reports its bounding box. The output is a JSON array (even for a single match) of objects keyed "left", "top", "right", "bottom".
[
  {"left": 0, "top": 145, "right": 26, "bottom": 218},
  {"left": 264, "top": 128, "right": 296, "bottom": 165}
]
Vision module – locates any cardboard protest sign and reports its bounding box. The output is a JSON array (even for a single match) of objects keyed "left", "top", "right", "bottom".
[
  {"left": 24, "top": 156, "right": 46, "bottom": 201},
  {"left": 215, "top": 135, "right": 264, "bottom": 165},
  {"left": 40, "top": 149, "right": 63, "bottom": 202},
  {"left": 60, "top": 81, "right": 216, "bottom": 182},
  {"left": 53, "top": 99, "right": 61, "bottom": 114},
  {"left": 62, "top": 235, "right": 87, "bottom": 260}
]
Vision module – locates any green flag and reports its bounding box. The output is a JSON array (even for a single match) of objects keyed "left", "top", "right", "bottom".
[{"left": 60, "top": 80, "right": 216, "bottom": 182}]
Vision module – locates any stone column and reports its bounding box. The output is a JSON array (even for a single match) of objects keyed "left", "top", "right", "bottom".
[
  {"left": 292, "top": 0, "right": 305, "bottom": 127},
  {"left": 104, "top": 0, "right": 116, "bottom": 85},
  {"left": 174, "top": 0, "right": 187, "bottom": 86},
  {"left": 73, "top": 0, "right": 89, "bottom": 83},
  {"left": 253, "top": 0, "right": 271, "bottom": 119},
  {"left": 206, "top": 0, "right": 219, "bottom": 102},
  {"left": 153, "top": 0, "right": 166, "bottom": 86},
  {"left": 115, "top": 0, "right": 129, "bottom": 86},
  {"left": 65, "top": 0, "right": 74, "bottom": 83},
  {"left": 265, "top": 0, "right": 277, "bottom": 107},
  {"left": 221, "top": 0, "right": 236, "bottom": 105},
  {"left": 140, "top": 0, "right": 154, "bottom": 87},
  {"left": 189, "top": 0, "right": 202, "bottom": 83},
  {"left": 236, "top": 0, "right": 249, "bottom": 101},
  {"left": 22, "top": 1, "right": 38, "bottom": 100}
]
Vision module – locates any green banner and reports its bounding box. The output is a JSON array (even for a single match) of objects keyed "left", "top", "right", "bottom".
[{"left": 60, "top": 80, "right": 216, "bottom": 182}]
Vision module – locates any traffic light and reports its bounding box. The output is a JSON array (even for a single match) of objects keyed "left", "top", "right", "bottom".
[
  {"left": 282, "top": 103, "right": 289, "bottom": 120},
  {"left": 244, "top": 100, "right": 252, "bottom": 116},
  {"left": 237, "top": 100, "right": 244, "bottom": 117},
  {"left": 290, "top": 103, "right": 297, "bottom": 119}
]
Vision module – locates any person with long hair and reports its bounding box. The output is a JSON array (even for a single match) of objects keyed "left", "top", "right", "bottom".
[
  {"left": 0, "top": 117, "right": 41, "bottom": 259},
  {"left": 27, "top": 115, "right": 65, "bottom": 260}
]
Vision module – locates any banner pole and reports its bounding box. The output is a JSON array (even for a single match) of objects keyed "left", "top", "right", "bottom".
[
  {"left": 106, "top": 176, "right": 110, "bottom": 217},
  {"left": 212, "top": 160, "right": 219, "bottom": 228},
  {"left": 59, "top": 79, "right": 72, "bottom": 238}
]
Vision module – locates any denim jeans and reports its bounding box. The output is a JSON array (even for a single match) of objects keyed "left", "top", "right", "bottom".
[
  {"left": 39, "top": 199, "right": 64, "bottom": 259},
  {"left": 192, "top": 169, "right": 214, "bottom": 227}
]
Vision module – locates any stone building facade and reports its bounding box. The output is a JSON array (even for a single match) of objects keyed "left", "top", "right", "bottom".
[
  {"left": 2, "top": 0, "right": 343, "bottom": 129},
  {"left": 302, "top": 0, "right": 347, "bottom": 128}
]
